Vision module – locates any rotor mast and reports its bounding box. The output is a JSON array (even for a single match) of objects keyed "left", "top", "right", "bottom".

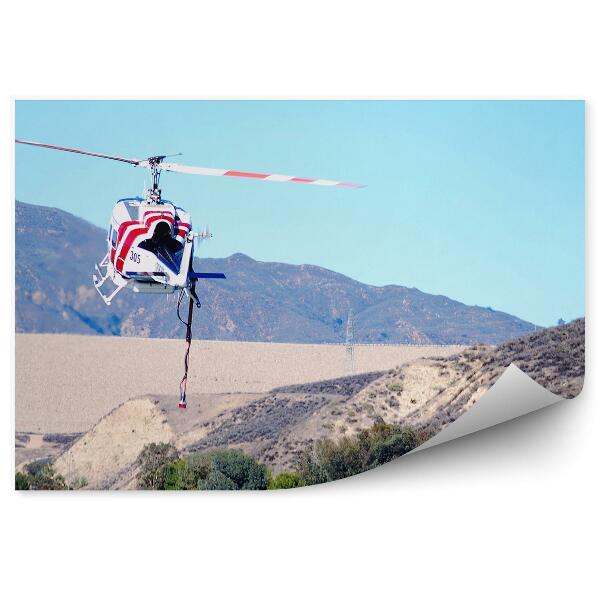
[{"left": 146, "top": 156, "right": 166, "bottom": 203}]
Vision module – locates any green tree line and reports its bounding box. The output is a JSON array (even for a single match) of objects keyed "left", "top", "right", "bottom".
[{"left": 16, "top": 419, "right": 425, "bottom": 490}]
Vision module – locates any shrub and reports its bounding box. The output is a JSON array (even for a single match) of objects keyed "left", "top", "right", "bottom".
[
  {"left": 295, "top": 449, "right": 329, "bottom": 486},
  {"left": 184, "top": 453, "right": 215, "bottom": 489},
  {"left": 135, "top": 445, "right": 269, "bottom": 490},
  {"left": 70, "top": 477, "right": 88, "bottom": 490},
  {"left": 297, "top": 420, "right": 421, "bottom": 485},
  {"left": 371, "top": 428, "right": 418, "bottom": 464},
  {"left": 268, "top": 471, "right": 305, "bottom": 490},
  {"left": 28, "top": 465, "right": 68, "bottom": 490},
  {"left": 164, "top": 459, "right": 189, "bottom": 490},
  {"left": 26, "top": 458, "right": 51, "bottom": 477},
  {"left": 137, "top": 443, "right": 180, "bottom": 490},
  {"left": 16, "top": 460, "right": 68, "bottom": 490},
  {"left": 206, "top": 449, "right": 268, "bottom": 490},
  {"left": 198, "top": 470, "right": 238, "bottom": 490},
  {"left": 15, "top": 472, "right": 30, "bottom": 490}
]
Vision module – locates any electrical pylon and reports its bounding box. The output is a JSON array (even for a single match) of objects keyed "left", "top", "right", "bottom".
[{"left": 345, "top": 309, "right": 355, "bottom": 375}]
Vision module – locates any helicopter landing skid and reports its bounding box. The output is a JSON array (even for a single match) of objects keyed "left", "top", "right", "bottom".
[{"left": 93, "top": 254, "right": 126, "bottom": 306}]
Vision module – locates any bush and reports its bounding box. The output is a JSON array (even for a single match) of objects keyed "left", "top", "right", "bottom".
[
  {"left": 135, "top": 445, "right": 269, "bottom": 490},
  {"left": 70, "top": 477, "right": 88, "bottom": 490},
  {"left": 137, "top": 443, "right": 180, "bottom": 490},
  {"left": 198, "top": 470, "right": 238, "bottom": 490},
  {"left": 297, "top": 420, "right": 421, "bottom": 485},
  {"left": 268, "top": 471, "right": 305, "bottom": 490},
  {"left": 371, "top": 428, "right": 418, "bottom": 464},
  {"left": 202, "top": 449, "right": 268, "bottom": 490},
  {"left": 15, "top": 472, "right": 30, "bottom": 490},
  {"left": 16, "top": 460, "right": 69, "bottom": 490},
  {"left": 28, "top": 464, "right": 69, "bottom": 490},
  {"left": 25, "top": 458, "right": 51, "bottom": 477},
  {"left": 164, "top": 459, "right": 189, "bottom": 490}
]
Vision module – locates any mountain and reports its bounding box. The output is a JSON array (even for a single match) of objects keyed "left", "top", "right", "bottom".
[{"left": 15, "top": 200, "right": 536, "bottom": 344}]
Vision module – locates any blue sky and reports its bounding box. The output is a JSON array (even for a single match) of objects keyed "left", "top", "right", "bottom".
[{"left": 15, "top": 100, "right": 584, "bottom": 326}]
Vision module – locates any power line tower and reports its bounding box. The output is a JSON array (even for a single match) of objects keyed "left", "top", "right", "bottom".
[{"left": 345, "top": 309, "right": 355, "bottom": 375}]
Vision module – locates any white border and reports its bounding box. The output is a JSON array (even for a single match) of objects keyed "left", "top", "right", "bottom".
[{"left": 1, "top": 2, "right": 596, "bottom": 599}]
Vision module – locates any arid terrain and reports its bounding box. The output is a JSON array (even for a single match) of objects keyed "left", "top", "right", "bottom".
[
  {"left": 16, "top": 319, "right": 584, "bottom": 489},
  {"left": 15, "top": 334, "right": 461, "bottom": 473}
]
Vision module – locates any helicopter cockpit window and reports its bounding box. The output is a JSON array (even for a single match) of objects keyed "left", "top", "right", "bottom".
[{"left": 111, "top": 228, "right": 117, "bottom": 247}]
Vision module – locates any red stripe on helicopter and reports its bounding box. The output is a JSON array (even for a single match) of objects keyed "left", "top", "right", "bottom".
[
  {"left": 117, "top": 220, "right": 137, "bottom": 237},
  {"left": 115, "top": 215, "right": 175, "bottom": 271},
  {"left": 142, "top": 213, "right": 174, "bottom": 225},
  {"left": 112, "top": 220, "right": 138, "bottom": 268},
  {"left": 116, "top": 214, "right": 175, "bottom": 245},
  {"left": 143, "top": 211, "right": 175, "bottom": 219},
  {"left": 175, "top": 222, "right": 191, "bottom": 240},
  {"left": 116, "top": 226, "right": 146, "bottom": 271},
  {"left": 224, "top": 170, "right": 269, "bottom": 179},
  {"left": 290, "top": 177, "right": 316, "bottom": 183}
]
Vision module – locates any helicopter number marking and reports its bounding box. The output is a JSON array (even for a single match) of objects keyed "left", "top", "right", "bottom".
[{"left": 129, "top": 250, "right": 141, "bottom": 264}]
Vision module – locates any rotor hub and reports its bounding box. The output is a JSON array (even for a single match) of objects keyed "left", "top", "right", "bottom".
[{"left": 146, "top": 156, "right": 166, "bottom": 203}]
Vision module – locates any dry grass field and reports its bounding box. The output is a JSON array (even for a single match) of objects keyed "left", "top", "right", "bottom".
[{"left": 16, "top": 333, "right": 462, "bottom": 434}]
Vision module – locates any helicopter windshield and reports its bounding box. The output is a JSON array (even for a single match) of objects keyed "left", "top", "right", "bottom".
[{"left": 139, "top": 236, "right": 185, "bottom": 274}]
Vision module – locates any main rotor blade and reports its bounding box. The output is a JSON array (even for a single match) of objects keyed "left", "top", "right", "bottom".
[
  {"left": 16, "top": 139, "right": 364, "bottom": 188},
  {"left": 157, "top": 161, "right": 364, "bottom": 188},
  {"left": 15, "top": 139, "right": 141, "bottom": 165}
]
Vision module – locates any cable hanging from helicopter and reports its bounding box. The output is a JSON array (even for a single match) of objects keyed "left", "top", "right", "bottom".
[{"left": 15, "top": 138, "right": 363, "bottom": 408}]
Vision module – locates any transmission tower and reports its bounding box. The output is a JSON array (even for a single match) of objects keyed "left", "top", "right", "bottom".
[{"left": 345, "top": 309, "right": 355, "bottom": 375}]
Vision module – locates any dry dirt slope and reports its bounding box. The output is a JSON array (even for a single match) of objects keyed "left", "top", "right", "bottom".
[
  {"left": 256, "top": 318, "right": 584, "bottom": 470},
  {"left": 49, "top": 319, "right": 583, "bottom": 488},
  {"left": 16, "top": 335, "right": 461, "bottom": 480}
]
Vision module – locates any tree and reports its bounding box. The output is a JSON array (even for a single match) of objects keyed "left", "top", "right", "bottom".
[
  {"left": 297, "top": 421, "right": 421, "bottom": 485},
  {"left": 15, "top": 472, "right": 30, "bottom": 490},
  {"left": 371, "top": 428, "right": 418, "bottom": 465},
  {"left": 137, "top": 443, "right": 180, "bottom": 490},
  {"left": 15, "top": 461, "right": 69, "bottom": 490},
  {"left": 197, "top": 449, "right": 268, "bottom": 490},
  {"left": 198, "top": 470, "right": 238, "bottom": 490},
  {"left": 26, "top": 465, "right": 67, "bottom": 490},
  {"left": 165, "top": 454, "right": 213, "bottom": 490},
  {"left": 135, "top": 446, "right": 270, "bottom": 490},
  {"left": 268, "top": 471, "right": 305, "bottom": 490}
]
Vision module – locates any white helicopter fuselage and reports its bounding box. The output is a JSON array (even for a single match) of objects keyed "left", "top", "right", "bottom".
[{"left": 93, "top": 197, "right": 194, "bottom": 305}]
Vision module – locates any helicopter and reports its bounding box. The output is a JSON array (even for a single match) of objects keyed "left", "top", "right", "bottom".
[{"left": 15, "top": 138, "right": 362, "bottom": 407}]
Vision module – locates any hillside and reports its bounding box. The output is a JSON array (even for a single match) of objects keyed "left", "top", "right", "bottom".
[
  {"left": 252, "top": 317, "right": 585, "bottom": 469},
  {"left": 16, "top": 200, "right": 535, "bottom": 344},
  {"left": 39, "top": 319, "right": 583, "bottom": 487}
]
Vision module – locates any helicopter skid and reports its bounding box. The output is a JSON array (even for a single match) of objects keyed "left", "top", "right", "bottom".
[
  {"left": 93, "top": 274, "right": 126, "bottom": 306},
  {"left": 93, "top": 254, "right": 127, "bottom": 306}
]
